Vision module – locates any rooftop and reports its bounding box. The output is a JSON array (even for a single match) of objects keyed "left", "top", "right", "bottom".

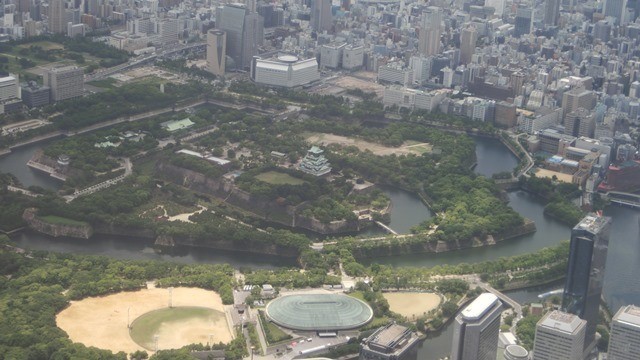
[
  {"left": 461, "top": 293, "right": 499, "bottom": 321},
  {"left": 574, "top": 213, "right": 610, "bottom": 234},
  {"left": 265, "top": 294, "right": 373, "bottom": 331},
  {"left": 538, "top": 310, "right": 585, "bottom": 334},
  {"left": 368, "top": 324, "right": 409, "bottom": 348},
  {"left": 614, "top": 305, "right": 640, "bottom": 327}
]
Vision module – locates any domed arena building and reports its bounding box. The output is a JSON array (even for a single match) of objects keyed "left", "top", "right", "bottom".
[{"left": 265, "top": 293, "right": 373, "bottom": 331}]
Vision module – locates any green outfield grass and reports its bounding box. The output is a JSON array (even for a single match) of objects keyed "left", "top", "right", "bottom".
[
  {"left": 130, "top": 307, "right": 224, "bottom": 349},
  {"left": 255, "top": 171, "right": 305, "bottom": 185}
]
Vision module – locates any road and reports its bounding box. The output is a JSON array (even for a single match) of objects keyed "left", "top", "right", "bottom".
[
  {"left": 64, "top": 157, "right": 132, "bottom": 202},
  {"left": 513, "top": 132, "right": 535, "bottom": 177}
]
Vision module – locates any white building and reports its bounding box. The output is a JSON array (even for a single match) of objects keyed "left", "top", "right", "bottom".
[
  {"left": 44, "top": 66, "right": 83, "bottom": 102},
  {"left": 518, "top": 107, "right": 562, "bottom": 134},
  {"left": 156, "top": 19, "right": 179, "bottom": 45},
  {"left": 0, "top": 75, "right": 19, "bottom": 101},
  {"left": 320, "top": 43, "right": 345, "bottom": 69},
  {"left": 342, "top": 45, "right": 364, "bottom": 70},
  {"left": 532, "top": 310, "right": 586, "bottom": 360},
  {"left": 383, "top": 86, "right": 448, "bottom": 112},
  {"left": 608, "top": 305, "right": 640, "bottom": 360},
  {"left": 450, "top": 293, "right": 503, "bottom": 360},
  {"left": 410, "top": 56, "right": 432, "bottom": 85},
  {"left": 251, "top": 55, "right": 320, "bottom": 88},
  {"left": 378, "top": 61, "right": 413, "bottom": 86}
]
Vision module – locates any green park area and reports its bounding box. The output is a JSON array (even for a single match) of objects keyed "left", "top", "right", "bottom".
[
  {"left": 0, "top": 36, "right": 130, "bottom": 81},
  {"left": 255, "top": 171, "right": 306, "bottom": 185}
]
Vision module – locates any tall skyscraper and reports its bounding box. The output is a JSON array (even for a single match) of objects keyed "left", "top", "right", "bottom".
[
  {"left": 532, "top": 310, "right": 586, "bottom": 360},
  {"left": 544, "top": 0, "right": 560, "bottom": 26},
  {"left": 514, "top": 7, "right": 533, "bottom": 37},
  {"left": 608, "top": 305, "right": 640, "bottom": 360},
  {"left": 242, "top": 12, "right": 264, "bottom": 69},
  {"left": 460, "top": 26, "right": 478, "bottom": 65},
  {"left": 603, "top": 0, "right": 627, "bottom": 24},
  {"left": 49, "top": 0, "right": 67, "bottom": 34},
  {"left": 217, "top": 4, "right": 263, "bottom": 70},
  {"left": 561, "top": 214, "right": 611, "bottom": 353},
  {"left": 311, "top": 0, "right": 332, "bottom": 33},
  {"left": 450, "top": 293, "right": 503, "bottom": 360},
  {"left": 207, "top": 29, "right": 226, "bottom": 77},
  {"left": 418, "top": 7, "right": 442, "bottom": 57}
]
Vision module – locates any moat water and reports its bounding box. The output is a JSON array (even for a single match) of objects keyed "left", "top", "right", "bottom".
[{"left": 2, "top": 136, "right": 639, "bottom": 360}]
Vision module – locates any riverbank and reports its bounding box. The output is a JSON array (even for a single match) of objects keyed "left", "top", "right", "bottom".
[{"left": 349, "top": 218, "right": 536, "bottom": 258}]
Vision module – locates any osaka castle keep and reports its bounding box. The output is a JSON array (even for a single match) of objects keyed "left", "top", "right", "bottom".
[{"left": 299, "top": 146, "right": 332, "bottom": 176}]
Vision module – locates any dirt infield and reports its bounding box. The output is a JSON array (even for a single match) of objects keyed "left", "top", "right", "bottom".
[
  {"left": 534, "top": 168, "right": 574, "bottom": 183},
  {"left": 305, "top": 132, "right": 432, "bottom": 156},
  {"left": 56, "top": 287, "right": 231, "bottom": 354},
  {"left": 383, "top": 292, "right": 442, "bottom": 319}
]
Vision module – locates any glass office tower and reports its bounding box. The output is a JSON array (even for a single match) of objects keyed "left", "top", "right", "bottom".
[{"left": 562, "top": 214, "right": 611, "bottom": 353}]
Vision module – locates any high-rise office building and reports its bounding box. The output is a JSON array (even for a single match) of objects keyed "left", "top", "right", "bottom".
[
  {"left": 44, "top": 65, "right": 84, "bottom": 102},
  {"left": 485, "top": 0, "right": 505, "bottom": 16},
  {"left": 460, "top": 26, "right": 478, "bottom": 65},
  {"left": 544, "top": 0, "right": 561, "bottom": 26},
  {"left": 217, "top": 4, "right": 263, "bottom": 70},
  {"left": 562, "top": 214, "right": 611, "bottom": 353},
  {"left": 49, "top": 0, "right": 67, "bottom": 34},
  {"left": 608, "top": 305, "right": 640, "bottom": 360},
  {"left": 562, "top": 87, "right": 596, "bottom": 120},
  {"left": 603, "top": 0, "right": 627, "bottom": 24},
  {"left": 418, "top": 7, "right": 442, "bottom": 57},
  {"left": 532, "top": 310, "right": 586, "bottom": 360},
  {"left": 564, "top": 108, "right": 596, "bottom": 138},
  {"left": 514, "top": 7, "right": 533, "bottom": 37},
  {"left": 311, "top": 0, "right": 332, "bottom": 33},
  {"left": 206, "top": 29, "right": 226, "bottom": 77},
  {"left": 450, "top": 293, "right": 503, "bottom": 360},
  {"left": 242, "top": 12, "right": 264, "bottom": 70}
]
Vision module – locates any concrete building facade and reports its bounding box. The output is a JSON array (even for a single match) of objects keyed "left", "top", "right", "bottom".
[
  {"left": 44, "top": 66, "right": 83, "bottom": 102},
  {"left": 608, "top": 305, "right": 640, "bottom": 360},
  {"left": 251, "top": 55, "right": 319, "bottom": 88},
  {"left": 207, "top": 29, "right": 226, "bottom": 76},
  {"left": 532, "top": 310, "right": 586, "bottom": 360}
]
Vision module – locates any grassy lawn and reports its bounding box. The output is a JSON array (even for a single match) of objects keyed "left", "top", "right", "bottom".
[
  {"left": 130, "top": 307, "right": 224, "bottom": 348},
  {"left": 255, "top": 171, "right": 305, "bottom": 185},
  {"left": 39, "top": 215, "right": 89, "bottom": 227},
  {"left": 88, "top": 78, "right": 119, "bottom": 89},
  {"left": 258, "top": 310, "right": 292, "bottom": 345}
]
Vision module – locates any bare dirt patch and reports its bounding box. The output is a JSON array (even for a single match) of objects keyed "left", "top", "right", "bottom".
[
  {"left": 56, "top": 287, "right": 231, "bottom": 354},
  {"left": 534, "top": 168, "right": 574, "bottom": 183},
  {"left": 328, "top": 75, "right": 385, "bottom": 97},
  {"left": 383, "top": 292, "right": 442, "bottom": 319},
  {"left": 305, "top": 132, "right": 432, "bottom": 156}
]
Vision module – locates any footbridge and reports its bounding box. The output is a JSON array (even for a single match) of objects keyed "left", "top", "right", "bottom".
[
  {"left": 374, "top": 221, "right": 398, "bottom": 235},
  {"left": 601, "top": 191, "right": 640, "bottom": 209}
]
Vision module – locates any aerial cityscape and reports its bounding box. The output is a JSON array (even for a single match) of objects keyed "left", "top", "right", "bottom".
[{"left": 0, "top": 0, "right": 639, "bottom": 359}]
